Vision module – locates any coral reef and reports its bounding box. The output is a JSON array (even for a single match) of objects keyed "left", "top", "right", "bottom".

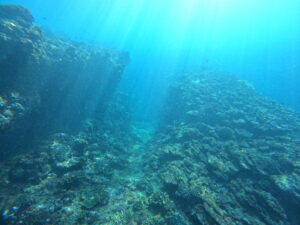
[
  {"left": 0, "top": 4, "right": 130, "bottom": 158},
  {"left": 0, "top": 5, "right": 141, "bottom": 225},
  {"left": 142, "top": 72, "right": 300, "bottom": 224},
  {"left": 0, "top": 128, "right": 135, "bottom": 224},
  {"left": 1, "top": 4, "right": 300, "bottom": 225}
]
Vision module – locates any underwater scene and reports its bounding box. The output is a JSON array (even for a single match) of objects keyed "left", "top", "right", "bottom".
[{"left": 0, "top": 1, "right": 300, "bottom": 224}]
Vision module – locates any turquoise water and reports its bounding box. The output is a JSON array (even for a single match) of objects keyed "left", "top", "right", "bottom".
[
  {"left": 1, "top": 2, "right": 300, "bottom": 224},
  {"left": 3, "top": 0, "right": 300, "bottom": 121}
]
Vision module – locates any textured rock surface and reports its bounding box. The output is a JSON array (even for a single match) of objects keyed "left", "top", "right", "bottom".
[
  {"left": 142, "top": 72, "right": 300, "bottom": 225},
  {"left": 0, "top": 5, "right": 129, "bottom": 158},
  {"left": 0, "top": 127, "right": 134, "bottom": 224},
  {"left": 1, "top": 4, "right": 300, "bottom": 225},
  {"left": 0, "top": 5, "right": 139, "bottom": 225}
]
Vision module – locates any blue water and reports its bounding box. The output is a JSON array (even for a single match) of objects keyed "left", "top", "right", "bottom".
[
  {"left": 4, "top": 0, "right": 300, "bottom": 121},
  {"left": 2, "top": 2, "right": 300, "bottom": 224}
]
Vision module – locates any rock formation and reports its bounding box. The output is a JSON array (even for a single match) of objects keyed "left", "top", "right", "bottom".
[
  {"left": 1, "top": 4, "right": 300, "bottom": 225},
  {"left": 142, "top": 72, "right": 300, "bottom": 224},
  {"left": 0, "top": 5, "right": 129, "bottom": 158}
]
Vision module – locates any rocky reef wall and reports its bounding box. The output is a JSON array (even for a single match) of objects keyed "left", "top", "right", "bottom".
[
  {"left": 0, "top": 5, "right": 137, "bottom": 224},
  {"left": 0, "top": 5, "right": 129, "bottom": 157},
  {"left": 141, "top": 71, "right": 300, "bottom": 224},
  {"left": 1, "top": 4, "right": 300, "bottom": 225}
]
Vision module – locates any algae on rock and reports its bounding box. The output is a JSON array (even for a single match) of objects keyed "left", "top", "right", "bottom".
[
  {"left": 143, "top": 71, "right": 300, "bottom": 225},
  {"left": 0, "top": 4, "right": 130, "bottom": 158}
]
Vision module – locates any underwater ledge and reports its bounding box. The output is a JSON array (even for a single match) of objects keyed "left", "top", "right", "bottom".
[
  {"left": 0, "top": 4, "right": 300, "bottom": 225},
  {"left": 0, "top": 4, "right": 130, "bottom": 159}
]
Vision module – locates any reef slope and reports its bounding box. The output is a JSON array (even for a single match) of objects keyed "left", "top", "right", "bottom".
[
  {"left": 141, "top": 72, "right": 300, "bottom": 224},
  {"left": 1, "top": 4, "right": 300, "bottom": 225}
]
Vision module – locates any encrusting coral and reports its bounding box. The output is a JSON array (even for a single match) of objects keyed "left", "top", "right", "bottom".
[{"left": 1, "top": 4, "right": 300, "bottom": 225}]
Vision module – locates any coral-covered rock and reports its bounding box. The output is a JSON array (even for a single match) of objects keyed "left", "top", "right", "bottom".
[
  {"left": 2, "top": 4, "right": 300, "bottom": 225},
  {"left": 0, "top": 5, "right": 34, "bottom": 24},
  {"left": 0, "top": 5, "right": 130, "bottom": 158},
  {"left": 0, "top": 126, "right": 135, "bottom": 224},
  {"left": 143, "top": 71, "right": 300, "bottom": 224}
]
